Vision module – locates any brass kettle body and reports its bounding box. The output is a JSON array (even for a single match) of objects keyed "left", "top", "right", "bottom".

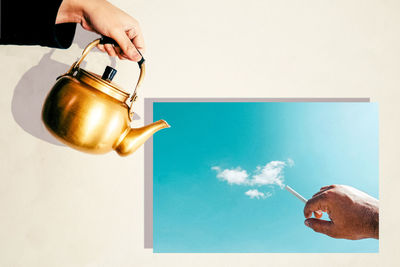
[{"left": 42, "top": 38, "right": 169, "bottom": 156}]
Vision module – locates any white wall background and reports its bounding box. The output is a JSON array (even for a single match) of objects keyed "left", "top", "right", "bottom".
[{"left": 0, "top": 0, "right": 399, "bottom": 266}]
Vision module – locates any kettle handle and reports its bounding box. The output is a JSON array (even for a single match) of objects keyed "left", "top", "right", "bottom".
[
  {"left": 99, "top": 36, "right": 145, "bottom": 68},
  {"left": 68, "top": 37, "right": 145, "bottom": 121}
]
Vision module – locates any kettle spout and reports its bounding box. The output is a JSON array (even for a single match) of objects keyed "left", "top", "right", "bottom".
[{"left": 115, "top": 119, "right": 170, "bottom": 156}]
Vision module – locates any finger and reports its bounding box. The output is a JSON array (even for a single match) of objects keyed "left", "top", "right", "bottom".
[
  {"left": 120, "top": 54, "right": 129, "bottom": 60},
  {"left": 114, "top": 46, "right": 123, "bottom": 55},
  {"left": 127, "top": 27, "right": 145, "bottom": 54},
  {"left": 320, "top": 185, "right": 331, "bottom": 190},
  {"left": 104, "top": 44, "right": 117, "bottom": 57},
  {"left": 117, "top": 53, "right": 125, "bottom": 60},
  {"left": 112, "top": 47, "right": 122, "bottom": 58},
  {"left": 304, "top": 193, "right": 329, "bottom": 218},
  {"left": 111, "top": 46, "right": 123, "bottom": 58},
  {"left": 97, "top": 44, "right": 106, "bottom": 52},
  {"left": 312, "top": 186, "right": 335, "bottom": 198},
  {"left": 111, "top": 30, "right": 142, "bottom": 61},
  {"left": 305, "top": 218, "right": 335, "bottom": 237},
  {"left": 314, "top": 210, "right": 323, "bottom": 219},
  {"left": 320, "top": 185, "right": 335, "bottom": 191},
  {"left": 114, "top": 46, "right": 127, "bottom": 60}
]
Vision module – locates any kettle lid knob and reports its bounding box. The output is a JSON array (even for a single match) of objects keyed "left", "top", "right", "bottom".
[{"left": 102, "top": 66, "right": 117, "bottom": 81}]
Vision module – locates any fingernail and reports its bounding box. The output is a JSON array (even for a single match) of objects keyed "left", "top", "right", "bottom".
[{"left": 304, "top": 220, "right": 310, "bottom": 227}]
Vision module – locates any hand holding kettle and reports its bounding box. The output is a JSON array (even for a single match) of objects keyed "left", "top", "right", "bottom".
[{"left": 56, "top": 0, "right": 144, "bottom": 61}]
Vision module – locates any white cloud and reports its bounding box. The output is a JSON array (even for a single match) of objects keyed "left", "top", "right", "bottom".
[
  {"left": 250, "top": 161, "right": 286, "bottom": 188},
  {"left": 212, "top": 166, "right": 249, "bottom": 185},
  {"left": 245, "top": 189, "right": 272, "bottom": 199},
  {"left": 213, "top": 159, "right": 295, "bottom": 199},
  {"left": 287, "top": 158, "right": 295, "bottom": 167}
]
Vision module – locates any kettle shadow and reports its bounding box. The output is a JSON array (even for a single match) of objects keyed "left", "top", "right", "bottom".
[
  {"left": 10, "top": 27, "right": 132, "bottom": 146},
  {"left": 11, "top": 49, "right": 67, "bottom": 145}
]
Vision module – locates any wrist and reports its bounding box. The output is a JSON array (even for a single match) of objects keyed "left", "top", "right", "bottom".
[
  {"left": 364, "top": 200, "right": 379, "bottom": 239},
  {"left": 370, "top": 206, "right": 379, "bottom": 239},
  {"left": 56, "top": 0, "right": 86, "bottom": 24}
]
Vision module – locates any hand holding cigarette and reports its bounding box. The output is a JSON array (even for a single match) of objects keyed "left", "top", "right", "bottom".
[
  {"left": 304, "top": 185, "right": 379, "bottom": 240},
  {"left": 285, "top": 185, "right": 323, "bottom": 219}
]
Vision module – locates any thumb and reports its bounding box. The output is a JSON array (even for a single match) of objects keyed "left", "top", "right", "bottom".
[
  {"left": 305, "top": 218, "right": 335, "bottom": 237},
  {"left": 110, "top": 31, "right": 141, "bottom": 61}
]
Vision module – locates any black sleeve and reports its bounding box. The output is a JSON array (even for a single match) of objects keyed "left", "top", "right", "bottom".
[{"left": 0, "top": 0, "right": 77, "bottom": 49}]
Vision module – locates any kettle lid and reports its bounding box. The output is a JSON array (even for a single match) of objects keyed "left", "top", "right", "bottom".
[{"left": 75, "top": 67, "right": 129, "bottom": 102}]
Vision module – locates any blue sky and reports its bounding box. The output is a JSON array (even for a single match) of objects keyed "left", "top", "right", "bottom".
[{"left": 153, "top": 102, "right": 378, "bottom": 253}]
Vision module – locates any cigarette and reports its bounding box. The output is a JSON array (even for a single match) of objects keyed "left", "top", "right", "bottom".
[{"left": 285, "top": 185, "right": 308, "bottom": 204}]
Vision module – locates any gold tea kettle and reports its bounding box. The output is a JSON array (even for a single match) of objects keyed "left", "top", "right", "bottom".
[{"left": 42, "top": 37, "right": 169, "bottom": 156}]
